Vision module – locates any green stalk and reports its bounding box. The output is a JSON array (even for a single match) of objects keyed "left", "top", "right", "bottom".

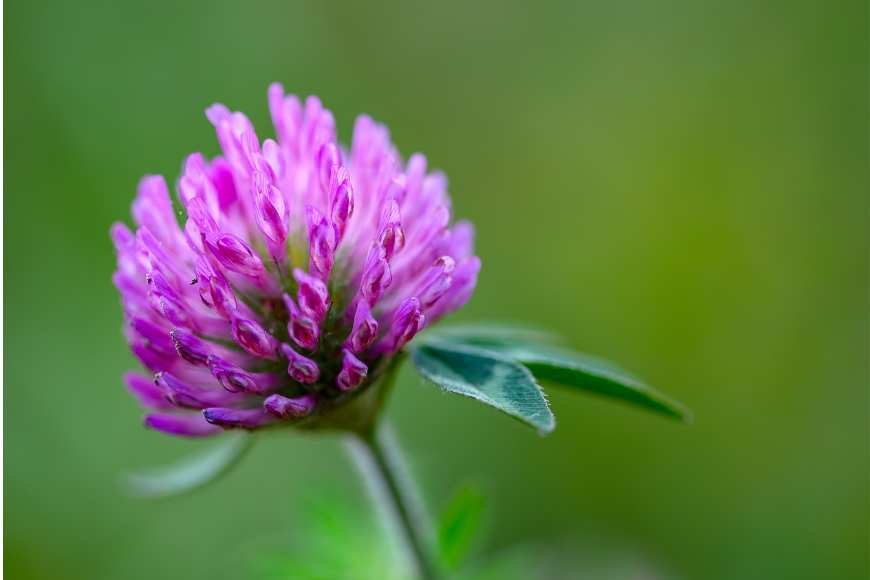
[{"left": 346, "top": 424, "right": 441, "bottom": 580}]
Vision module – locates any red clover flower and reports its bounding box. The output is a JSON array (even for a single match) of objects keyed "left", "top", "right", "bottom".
[{"left": 112, "top": 85, "right": 480, "bottom": 438}]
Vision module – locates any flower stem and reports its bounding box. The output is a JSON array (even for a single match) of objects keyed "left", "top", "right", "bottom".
[{"left": 347, "top": 424, "right": 441, "bottom": 580}]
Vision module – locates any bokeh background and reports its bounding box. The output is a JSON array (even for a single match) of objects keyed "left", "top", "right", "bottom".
[{"left": 6, "top": 1, "right": 868, "bottom": 578}]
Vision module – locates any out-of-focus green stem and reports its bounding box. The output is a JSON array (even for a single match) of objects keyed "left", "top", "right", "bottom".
[
  {"left": 347, "top": 424, "right": 440, "bottom": 580},
  {"left": 347, "top": 362, "right": 441, "bottom": 580},
  {"left": 340, "top": 356, "right": 440, "bottom": 578}
]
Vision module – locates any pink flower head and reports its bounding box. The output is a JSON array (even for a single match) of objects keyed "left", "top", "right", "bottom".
[{"left": 111, "top": 84, "right": 479, "bottom": 437}]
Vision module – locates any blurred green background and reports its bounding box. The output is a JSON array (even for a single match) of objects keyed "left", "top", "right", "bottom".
[{"left": 5, "top": 0, "right": 868, "bottom": 578}]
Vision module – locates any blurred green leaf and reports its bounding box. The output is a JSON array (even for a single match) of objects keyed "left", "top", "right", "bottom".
[
  {"left": 438, "top": 485, "right": 486, "bottom": 572},
  {"left": 125, "top": 432, "right": 254, "bottom": 498},
  {"left": 410, "top": 341, "right": 555, "bottom": 434}
]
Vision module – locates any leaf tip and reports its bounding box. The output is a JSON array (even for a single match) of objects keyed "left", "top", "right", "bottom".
[
  {"left": 537, "top": 421, "right": 556, "bottom": 436},
  {"left": 535, "top": 399, "right": 557, "bottom": 436},
  {"left": 655, "top": 392, "right": 693, "bottom": 423},
  {"left": 674, "top": 403, "right": 695, "bottom": 424}
]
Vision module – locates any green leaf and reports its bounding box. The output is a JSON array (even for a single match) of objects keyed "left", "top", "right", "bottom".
[
  {"left": 410, "top": 341, "right": 555, "bottom": 434},
  {"left": 438, "top": 485, "right": 486, "bottom": 572},
  {"left": 125, "top": 432, "right": 255, "bottom": 498},
  {"left": 467, "top": 342, "right": 691, "bottom": 422}
]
